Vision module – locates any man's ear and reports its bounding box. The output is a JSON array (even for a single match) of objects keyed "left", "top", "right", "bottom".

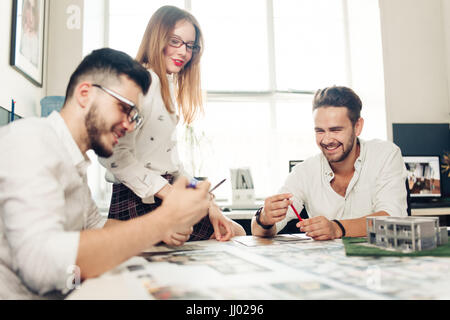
[
  {"left": 355, "top": 117, "right": 364, "bottom": 137},
  {"left": 73, "top": 82, "right": 93, "bottom": 110}
]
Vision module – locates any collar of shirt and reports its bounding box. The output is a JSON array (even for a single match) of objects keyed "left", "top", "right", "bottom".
[{"left": 47, "top": 111, "right": 91, "bottom": 175}]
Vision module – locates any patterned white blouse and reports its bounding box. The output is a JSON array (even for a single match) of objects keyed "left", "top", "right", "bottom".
[{"left": 99, "top": 69, "right": 190, "bottom": 204}]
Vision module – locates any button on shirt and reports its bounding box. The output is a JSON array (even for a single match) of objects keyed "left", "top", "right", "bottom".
[
  {"left": 99, "top": 69, "right": 190, "bottom": 204},
  {"left": 275, "top": 139, "right": 408, "bottom": 233},
  {"left": 0, "top": 112, "right": 105, "bottom": 299}
]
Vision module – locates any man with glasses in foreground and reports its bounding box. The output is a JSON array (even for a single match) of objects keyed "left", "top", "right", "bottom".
[{"left": 0, "top": 48, "right": 211, "bottom": 299}]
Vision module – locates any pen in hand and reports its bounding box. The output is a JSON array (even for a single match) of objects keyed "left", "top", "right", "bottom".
[
  {"left": 187, "top": 178, "right": 227, "bottom": 193},
  {"left": 187, "top": 178, "right": 199, "bottom": 189}
]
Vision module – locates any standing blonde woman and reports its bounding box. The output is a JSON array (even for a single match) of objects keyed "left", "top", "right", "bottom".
[{"left": 99, "top": 6, "right": 245, "bottom": 245}]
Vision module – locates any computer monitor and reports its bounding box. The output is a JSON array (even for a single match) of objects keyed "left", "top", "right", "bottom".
[
  {"left": 393, "top": 123, "right": 449, "bottom": 198},
  {"left": 403, "top": 156, "right": 441, "bottom": 198}
]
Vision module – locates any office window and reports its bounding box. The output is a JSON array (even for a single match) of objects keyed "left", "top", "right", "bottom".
[
  {"left": 273, "top": 0, "right": 349, "bottom": 91},
  {"left": 178, "top": 95, "right": 318, "bottom": 199},
  {"left": 84, "top": 0, "right": 386, "bottom": 206},
  {"left": 109, "top": 0, "right": 184, "bottom": 57},
  {"left": 191, "top": 0, "right": 270, "bottom": 92}
]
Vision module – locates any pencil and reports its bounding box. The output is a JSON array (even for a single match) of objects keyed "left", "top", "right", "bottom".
[
  {"left": 209, "top": 178, "right": 226, "bottom": 193},
  {"left": 290, "top": 204, "right": 303, "bottom": 221}
]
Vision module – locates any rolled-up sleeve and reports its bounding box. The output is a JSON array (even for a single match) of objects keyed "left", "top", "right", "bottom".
[
  {"left": 373, "top": 146, "right": 408, "bottom": 217},
  {"left": 85, "top": 199, "right": 106, "bottom": 230}
]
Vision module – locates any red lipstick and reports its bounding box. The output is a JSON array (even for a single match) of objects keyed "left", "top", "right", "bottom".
[{"left": 172, "top": 59, "right": 183, "bottom": 67}]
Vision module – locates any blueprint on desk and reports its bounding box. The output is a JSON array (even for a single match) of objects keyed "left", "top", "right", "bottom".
[
  {"left": 68, "top": 235, "right": 450, "bottom": 300},
  {"left": 111, "top": 236, "right": 450, "bottom": 300}
]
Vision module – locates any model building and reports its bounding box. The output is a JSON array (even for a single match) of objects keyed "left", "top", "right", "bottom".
[{"left": 366, "top": 216, "right": 448, "bottom": 253}]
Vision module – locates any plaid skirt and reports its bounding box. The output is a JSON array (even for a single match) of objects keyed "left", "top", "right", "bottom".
[{"left": 108, "top": 176, "right": 214, "bottom": 241}]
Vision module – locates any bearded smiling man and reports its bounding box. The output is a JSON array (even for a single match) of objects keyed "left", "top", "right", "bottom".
[{"left": 252, "top": 86, "right": 408, "bottom": 240}]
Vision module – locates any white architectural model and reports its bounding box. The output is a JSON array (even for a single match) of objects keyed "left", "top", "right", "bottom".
[{"left": 366, "top": 216, "right": 448, "bottom": 253}]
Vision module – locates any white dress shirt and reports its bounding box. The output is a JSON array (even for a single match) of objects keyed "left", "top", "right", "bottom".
[
  {"left": 275, "top": 139, "right": 408, "bottom": 233},
  {"left": 0, "top": 112, "right": 105, "bottom": 299},
  {"left": 99, "top": 69, "right": 190, "bottom": 204}
]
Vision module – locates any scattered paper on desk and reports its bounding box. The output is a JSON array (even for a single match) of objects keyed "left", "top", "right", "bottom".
[
  {"left": 276, "top": 234, "right": 312, "bottom": 241},
  {"left": 233, "top": 234, "right": 312, "bottom": 247},
  {"left": 142, "top": 250, "right": 270, "bottom": 275},
  {"left": 69, "top": 235, "right": 450, "bottom": 300}
]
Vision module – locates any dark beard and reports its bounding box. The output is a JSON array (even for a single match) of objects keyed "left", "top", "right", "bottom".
[
  {"left": 325, "top": 132, "right": 357, "bottom": 163},
  {"left": 85, "top": 105, "right": 113, "bottom": 158}
]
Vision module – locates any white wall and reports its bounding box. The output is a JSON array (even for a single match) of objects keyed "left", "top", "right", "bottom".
[
  {"left": 0, "top": 0, "right": 46, "bottom": 117},
  {"left": 46, "top": 0, "right": 84, "bottom": 96},
  {"left": 83, "top": 0, "right": 106, "bottom": 57},
  {"left": 347, "top": 0, "right": 387, "bottom": 140},
  {"left": 379, "top": 0, "right": 450, "bottom": 141},
  {"left": 443, "top": 0, "right": 450, "bottom": 115},
  {"left": 0, "top": 0, "right": 84, "bottom": 117}
]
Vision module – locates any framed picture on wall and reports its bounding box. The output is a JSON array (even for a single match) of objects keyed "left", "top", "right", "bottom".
[{"left": 10, "top": 0, "right": 46, "bottom": 87}]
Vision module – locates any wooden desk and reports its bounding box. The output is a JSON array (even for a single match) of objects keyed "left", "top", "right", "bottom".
[
  {"left": 227, "top": 208, "right": 450, "bottom": 220},
  {"left": 228, "top": 207, "right": 450, "bottom": 217},
  {"left": 224, "top": 209, "right": 255, "bottom": 220},
  {"left": 67, "top": 235, "right": 450, "bottom": 300},
  {"left": 412, "top": 207, "right": 450, "bottom": 216},
  {"left": 226, "top": 208, "right": 450, "bottom": 236}
]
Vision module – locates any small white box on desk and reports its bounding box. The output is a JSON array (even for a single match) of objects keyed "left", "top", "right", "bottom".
[
  {"left": 230, "top": 167, "right": 256, "bottom": 209},
  {"left": 231, "top": 189, "right": 256, "bottom": 209}
]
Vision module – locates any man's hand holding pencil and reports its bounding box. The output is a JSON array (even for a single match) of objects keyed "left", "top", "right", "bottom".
[{"left": 258, "top": 193, "right": 295, "bottom": 227}]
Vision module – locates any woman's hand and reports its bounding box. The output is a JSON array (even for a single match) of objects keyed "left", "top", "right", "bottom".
[
  {"left": 208, "top": 203, "right": 246, "bottom": 241},
  {"left": 162, "top": 227, "right": 193, "bottom": 246}
]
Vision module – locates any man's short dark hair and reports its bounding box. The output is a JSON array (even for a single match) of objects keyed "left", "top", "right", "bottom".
[
  {"left": 312, "top": 86, "right": 362, "bottom": 126},
  {"left": 65, "top": 48, "right": 151, "bottom": 101}
]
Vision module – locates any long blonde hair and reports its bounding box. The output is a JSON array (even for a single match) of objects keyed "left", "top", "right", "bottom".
[{"left": 136, "top": 5, "right": 204, "bottom": 124}]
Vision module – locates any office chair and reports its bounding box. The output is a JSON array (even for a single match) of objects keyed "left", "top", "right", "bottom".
[
  {"left": 406, "top": 178, "right": 412, "bottom": 216},
  {"left": 279, "top": 159, "right": 308, "bottom": 234},
  {"left": 278, "top": 207, "right": 309, "bottom": 234},
  {"left": 40, "top": 96, "right": 65, "bottom": 117}
]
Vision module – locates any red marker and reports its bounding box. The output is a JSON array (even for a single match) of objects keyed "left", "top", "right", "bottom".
[{"left": 290, "top": 204, "right": 303, "bottom": 222}]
